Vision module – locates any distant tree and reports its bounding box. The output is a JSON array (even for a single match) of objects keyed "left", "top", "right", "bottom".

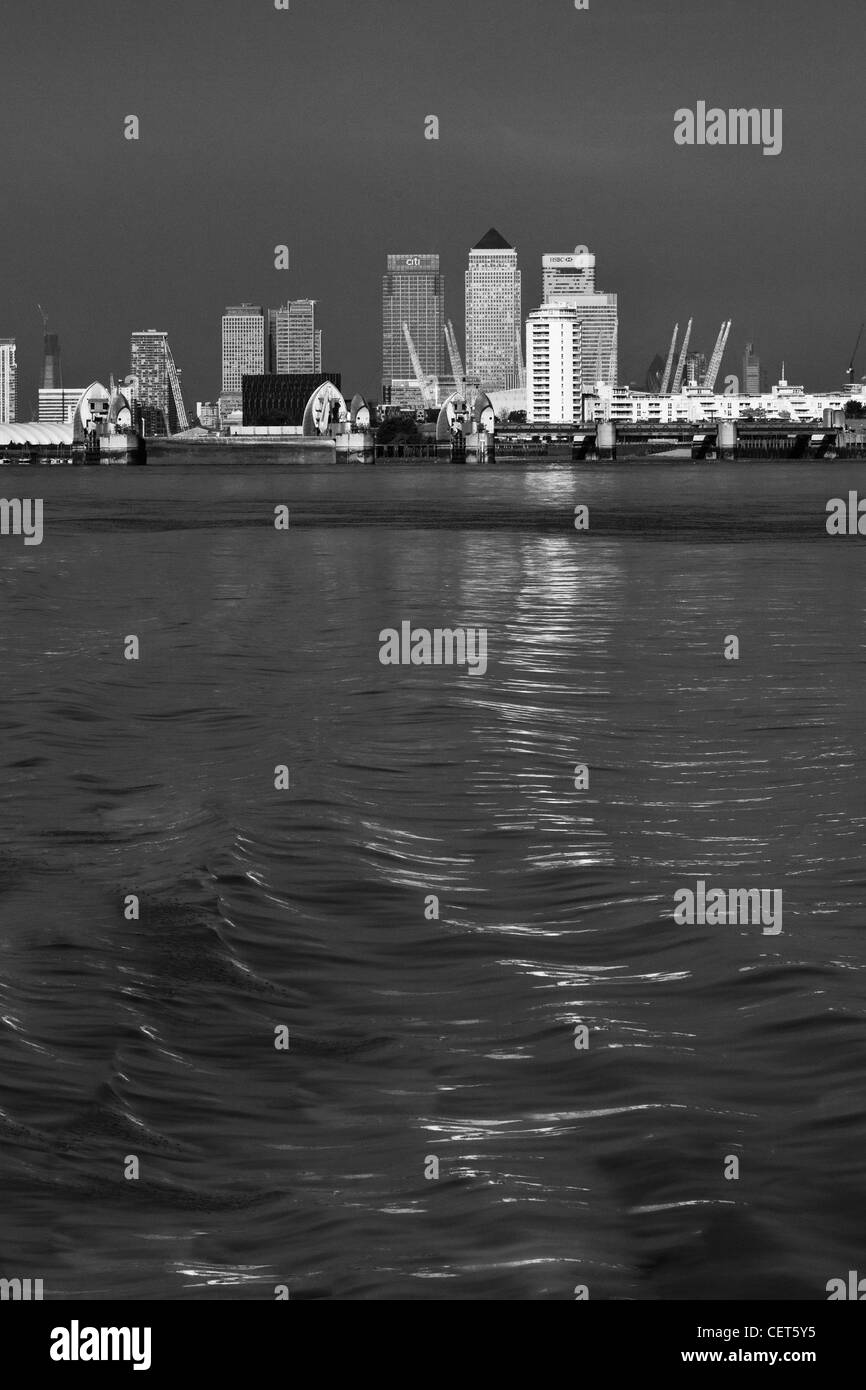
[
  {"left": 508, "top": 410, "right": 527, "bottom": 423},
  {"left": 376, "top": 414, "right": 420, "bottom": 446},
  {"left": 845, "top": 400, "right": 865, "bottom": 418}
]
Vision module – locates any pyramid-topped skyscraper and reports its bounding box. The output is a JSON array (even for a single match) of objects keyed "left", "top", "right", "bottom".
[{"left": 465, "top": 229, "right": 522, "bottom": 391}]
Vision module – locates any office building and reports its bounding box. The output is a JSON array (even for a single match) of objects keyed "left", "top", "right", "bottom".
[
  {"left": 542, "top": 246, "right": 618, "bottom": 390},
  {"left": 465, "top": 230, "right": 522, "bottom": 392},
  {"left": 222, "top": 305, "right": 265, "bottom": 393},
  {"left": 743, "top": 342, "right": 763, "bottom": 394},
  {"left": 38, "top": 388, "right": 85, "bottom": 424},
  {"left": 130, "top": 330, "right": 188, "bottom": 435},
  {"left": 0, "top": 339, "right": 17, "bottom": 423},
  {"left": 268, "top": 300, "right": 322, "bottom": 375},
  {"left": 382, "top": 254, "right": 445, "bottom": 406},
  {"left": 542, "top": 247, "right": 596, "bottom": 300},
  {"left": 526, "top": 306, "right": 583, "bottom": 424}
]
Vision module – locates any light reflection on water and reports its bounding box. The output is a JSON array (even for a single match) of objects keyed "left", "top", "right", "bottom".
[{"left": 0, "top": 459, "right": 863, "bottom": 1300}]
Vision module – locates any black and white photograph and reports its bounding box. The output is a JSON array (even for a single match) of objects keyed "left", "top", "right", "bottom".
[{"left": 0, "top": 0, "right": 864, "bottom": 1355}]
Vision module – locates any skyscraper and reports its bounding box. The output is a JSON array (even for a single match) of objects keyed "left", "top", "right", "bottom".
[
  {"left": 465, "top": 230, "right": 522, "bottom": 392},
  {"left": 542, "top": 247, "right": 596, "bottom": 300},
  {"left": 222, "top": 305, "right": 265, "bottom": 393},
  {"left": 542, "top": 247, "right": 618, "bottom": 391},
  {"left": 382, "top": 254, "right": 445, "bottom": 407},
  {"left": 269, "top": 300, "right": 322, "bottom": 375},
  {"left": 130, "top": 330, "right": 188, "bottom": 435},
  {"left": 0, "top": 339, "right": 17, "bottom": 423},
  {"left": 685, "top": 352, "right": 708, "bottom": 388},
  {"left": 40, "top": 332, "right": 62, "bottom": 391},
  {"left": 743, "top": 342, "right": 762, "bottom": 394},
  {"left": 526, "top": 306, "right": 583, "bottom": 424}
]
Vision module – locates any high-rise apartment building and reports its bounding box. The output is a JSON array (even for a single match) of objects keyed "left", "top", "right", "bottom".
[
  {"left": 268, "top": 300, "right": 322, "bottom": 375},
  {"left": 465, "top": 230, "right": 522, "bottom": 392},
  {"left": 382, "top": 254, "right": 445, "bottom": 406},
  {"left": 130, "top": 330, "right": 188, "bottom": 435},
  {"left": 526, "top": 306, "right": 583, "bottom": 424},
  {"left": 0, "top": 339, "right": 17, "bottom": 423},
  {"left": 542, "top": 247, "right": 618, "bottom": 391}
]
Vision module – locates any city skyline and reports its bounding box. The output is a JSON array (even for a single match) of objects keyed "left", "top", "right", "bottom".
[{"left": 1, "top": 0, "right": 862, "bottom": 414}]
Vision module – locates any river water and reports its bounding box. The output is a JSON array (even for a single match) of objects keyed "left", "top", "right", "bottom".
[{"left": 0, "top": 455, "right": 863, "bottom": 1300}]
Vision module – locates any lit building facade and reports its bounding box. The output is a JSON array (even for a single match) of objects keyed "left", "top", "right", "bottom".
[
  {"left": 38, "top": 388, "right": 85, "bottom": 424},
  {"left": 382, "top": 254, "right": 444, "bottom": 405},
  {"left": 590, "top": 374, "right": 862, "bottom": 425},
  {"left": 130, "top": 330, "right": 188, "bottom": 435},
  {"left": 268, "top": 300, "right": 322, "bottom": 375},
  {"left": 465, "top": 230, "right": 522, "bottom": 392},
  {"left": 542, "top": 247, "right": 596, "bottom": 299},
  {"left": 0, "top": 339, "right": 17, "bottom": 423},
  {"left": 542, "top": 247, "right": 618, "bottom": 391},
  {"left": 526, "top": 306, "right": 583, "bottom": 424},
  {"left": 222, "top": 305, "right": 265, "bottom": 393}
]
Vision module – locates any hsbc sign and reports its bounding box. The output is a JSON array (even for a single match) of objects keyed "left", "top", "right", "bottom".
[{"left": 544, "top": 253, "right": 593, "bottom": 268}]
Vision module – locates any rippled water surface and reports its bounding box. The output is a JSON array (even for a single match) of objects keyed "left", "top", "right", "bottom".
[{"left": 0, "top": 456, "right": 864, "bottom": 1299}]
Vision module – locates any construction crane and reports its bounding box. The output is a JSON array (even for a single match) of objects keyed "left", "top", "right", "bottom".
[
  {"left": 672, "top": 317, "right": 693, "bottom": 394},
  {"left": 660, "top": 323, "right": 679, "bottom": 395},
  {"left": 846, "top": 323, "right": 864, "bottom": 385},
  {"left": 704, "top": 319, "right": 732, "bottom": 392},
  {"left": 403, "top": 323, "right": 436, "bottom": 410},
  {"left": 164, "top": 341, "right": 189, "bottom": 432},
  {"left": 444, "top": 322, "right": 465, "bottom": 395}
]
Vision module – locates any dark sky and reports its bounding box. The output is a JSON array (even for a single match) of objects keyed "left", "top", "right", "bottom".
[{"left": 3, "top": 0, "right": 864, "bottom": 413}]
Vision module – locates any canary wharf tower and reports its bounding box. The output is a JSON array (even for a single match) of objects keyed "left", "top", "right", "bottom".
[{"left": 465, "top": 228, "right": 522, "bottom": 392}]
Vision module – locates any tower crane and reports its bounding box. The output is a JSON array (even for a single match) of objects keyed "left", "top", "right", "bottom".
[
  {"left": 671, "top": 317, "right": 693, "bottom": 394},
  {"left": 704, "top": 319, "right": 732, "bottom": 392},
  {"left": 444, "top": 322, "right": 465, "bottom": 395},
  {"left": 846, "top": 323, "right": 864, "bottom": 385},
  {"left": 660, "top": 323, "right": 679, "bottom": 395},
  {"left": 403, "top": 323, "right": 436, "bottom": 410}
]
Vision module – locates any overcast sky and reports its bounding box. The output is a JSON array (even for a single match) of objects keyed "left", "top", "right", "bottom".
[{"left": 3, "top": 0, "right": 864, "bottom": 411}]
